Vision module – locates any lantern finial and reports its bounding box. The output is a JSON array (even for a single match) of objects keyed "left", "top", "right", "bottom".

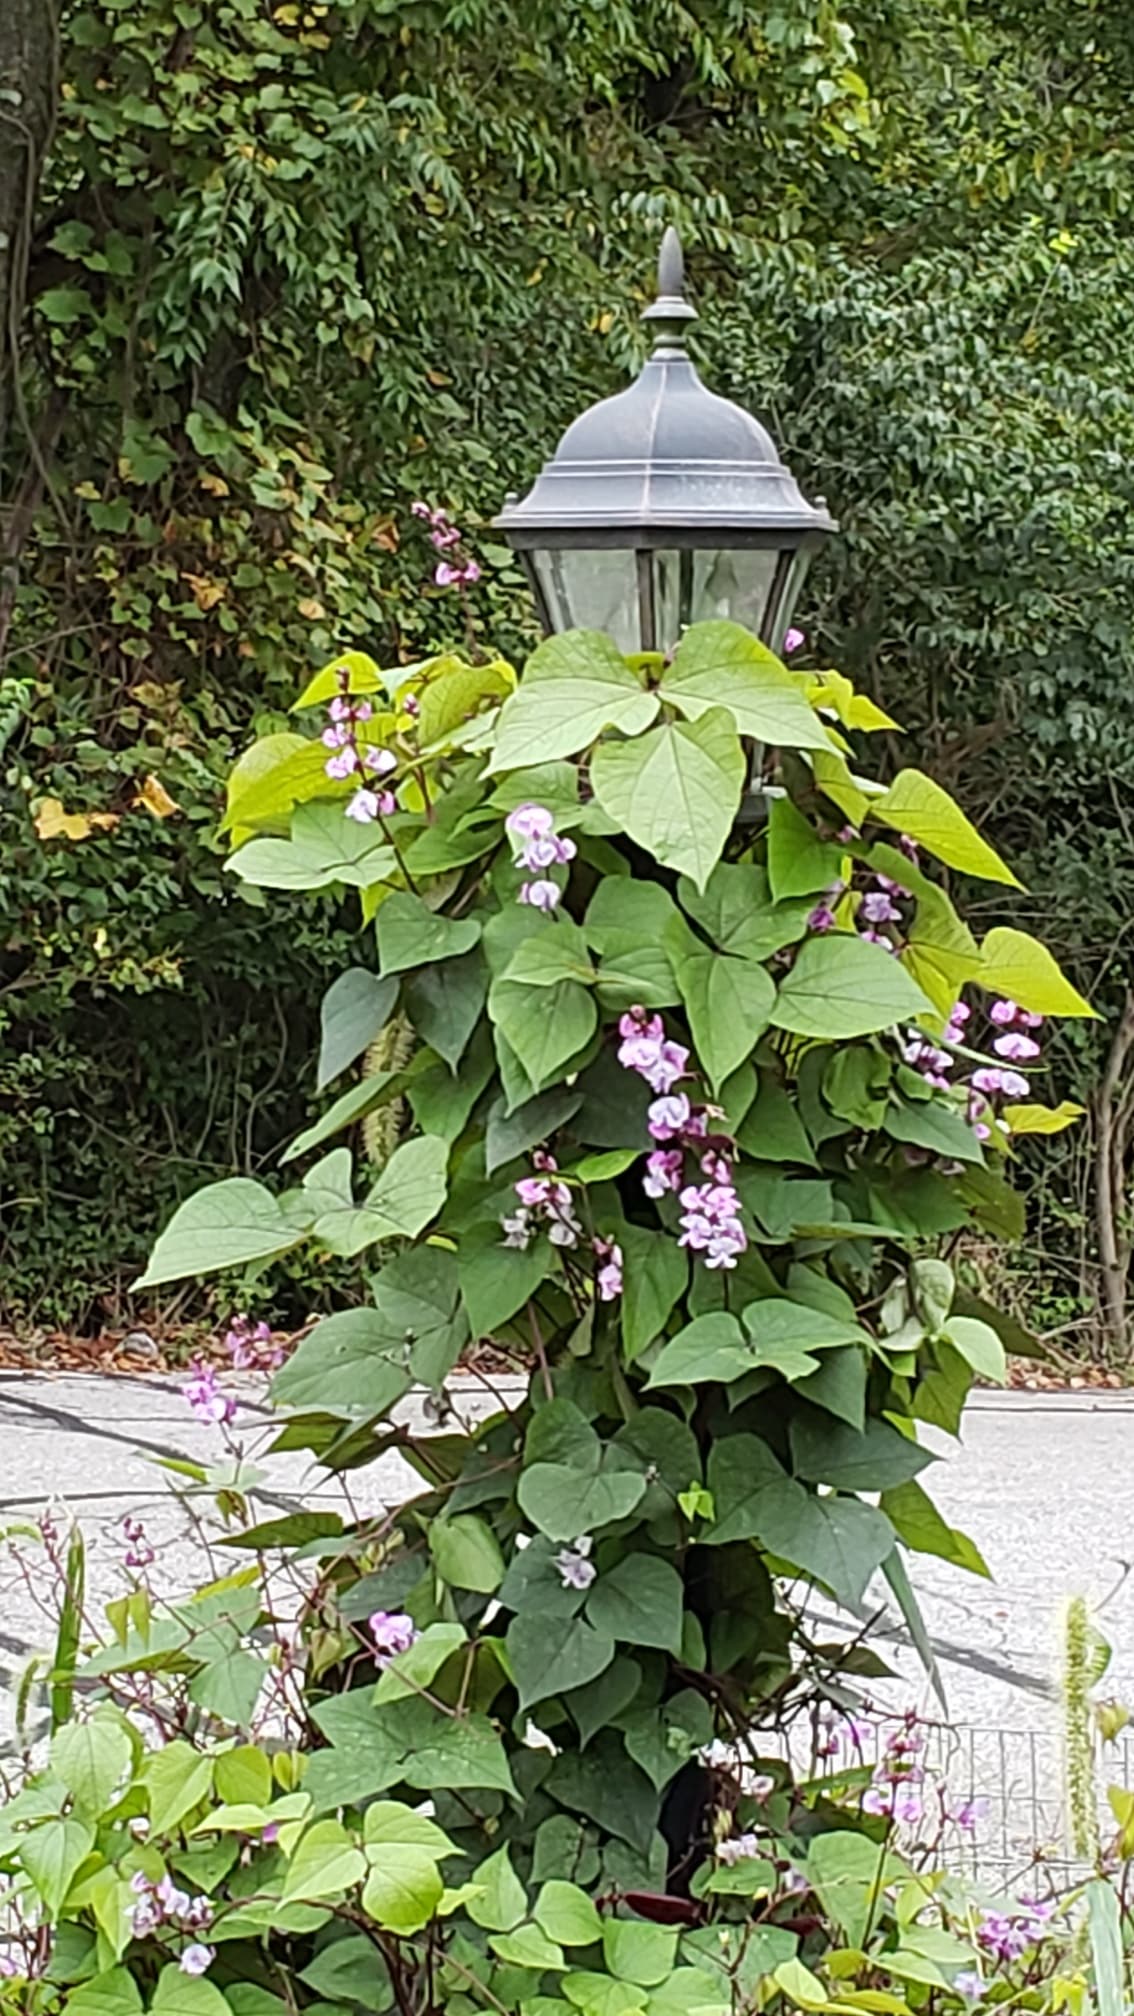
[{"left": 641, "top": 225, "right": 697, "bottom": 347}]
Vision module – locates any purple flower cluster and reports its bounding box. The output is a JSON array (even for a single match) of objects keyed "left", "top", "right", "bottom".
[
  {"left": 412, "top": 500, "right": 482, "bottom": 591},
  {"left": 500, "top": 1151, "right": 623, "bottom": 1301},
  {"left": 504, "top": 802, "right": 576, "bottom": 911},
  {"left": 503, "top": 1149, "right": 584, "bottom": 1250},
  {"left": 860, "top": 1716, "right": 925, "bottom": 1825},
  {"left": 368, "top": 1609, "right": 419, "bottom": 1664},
  {"left": 976, "top": 1898, "right": 1055, "bottom": 1962},
  {"left": 618, "top": 1007, "right": 748, "bottom": 1269},
  {"left": 121, "top": 1514, "right": 155, "bottom": 1571},
  {"left": 224, "top": 1314, "right": 284, "bottom": 1372},
  {"left": 182, "top": 1360, "right": 236, "bottom": 1428},
  {"left": 716, "top": 1830, "right": 764, "bottom": 1865},
  {"left": 554, "top": 1538, "right": 596, "bottom": 1591},
  {"left": 322, "top": 689, "right": 399, "bottom": 826},
  {"left": 130, "top": 1870, "right": 213, "bottom": 1944},
  {"left": 902, "top": 998, "right": 971, "bottom": 1094}
]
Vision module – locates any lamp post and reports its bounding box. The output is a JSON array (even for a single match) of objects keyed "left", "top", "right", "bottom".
[{"left": 495, "top": 228, "right": 835, "bottom": 654}]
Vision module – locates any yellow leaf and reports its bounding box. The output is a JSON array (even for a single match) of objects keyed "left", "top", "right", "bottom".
[
  {"left": 73, "top": 481, "right": 100, "bottom": 500},
  {"left": 34, "top": 797, "right": 120, "bottom": 842},
  {"left": 131, "top": 680, "right": 174, "bottom": 710},
  {"left": 979, "top": 926, "right": 1096, "bottom": 1018},
  {"left": 807, "top": 668, "right": 901, "bottom": 734},
  {"left": 199, "top": 471, "right": 230, "bottom": 497},
  {"left": 293, "top": 651, "right": 385, "bottom": 712},
  {"left": 810, "top": 748, "right": 872, "bottom": 827},
  {"left": 134, "top": 774, "right": 180, "bottom": 820},
  {"left": 870, "top": 769, "right": 1022, "bottom": 887},
  {"left": 297, "top": 597, "right": 326, "bottom": 620},
  {"left": 181, "top": 572, "right": 226, "bottom": 611},
  {"left": 1002, "top": 1101, "right": 1086, "bottom": 1136}
]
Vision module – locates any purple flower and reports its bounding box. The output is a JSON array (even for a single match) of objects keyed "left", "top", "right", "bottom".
[
  {"left": 861, "top": 889, "right": 902, "bottom": 925},
  {"left": 993, "top": 1031, "right": 1040, "bottom": 1062},
  {"left": 952, "top": 1796, "right": 989, "bottom": 1832},
  {"left": 716, "top": 1831, "right": 764, "bottom": 1865},
  {"left": 953, "top": 1972, "right": 985, "bottom": 2002},
  {"left": 783, "top": 628, "right": 805, "bottom": 655},
  {"left": 500, "top": 1209, "right": 533, "bottom": 1250},
  {"left": 518, "top": 879, "right": 561, "bottom": 912},
  {"left": 554, "top": 1539, "right": 595, "bottom": 1591},
  {"left": 368, "top": 1610, "right": 418, "bottom": 1661},
  {"left": 645, "top": 1040, "right": 689, "bottom": 1096},
  {"left": 131, "top": 1898, "right": 160, "bottom": 1937},
  {"left": 363, "top": 745, "right": 398, "bottom": 776},
  {"left": 182, "top": 1362, "right": 237, "bottom": 1428},
  {"left": 261, "top": 1822, "right": 280, "bottom": 1845},
  {"left": 434, "top": 560, "right": 462, "bottom": 587},
  {"left": 596, "top": 1241, "right": 623, "bottom": 1301},
  {"left": 643, "top": 1148, "right": 684, "bottom": 1198},
  {"left": 179, "top": 1945, "right": 215, "bottom": 1977},
  {"left": 678, "top": 1181, "right": 746, "bottom": 1268},
  {"left": 505, "top": 803, "right": 556, "bottom": 842},
  {"left": 989, "top": 998, "right": 1018, "bottom": 1026},
  {"left": 971, "top": 1067, "right": 1006, "bottom": 1095},
  {"left": 648, "top": 1093, "right": 692, "bottom": 1141},
  {"left": 411, "top": 500, "right": 432, "bottom": 519},
  {"left": 345, "top": 787, "right": 382, "bottom": 823},
  {"left": 322, "top": 722, "right": 351, "bottom": 749},
  {"left": 324, "top": 746, "right": 359, "bottom": 781},
  {"left": 807, "top": 904, "right": 837, "bottom": 933},
  {"left": 861, "top": 928, "right": 895, "bottom": 952},
  {"left": 430, "top": 523, "right": 461, "bottom": 549}
]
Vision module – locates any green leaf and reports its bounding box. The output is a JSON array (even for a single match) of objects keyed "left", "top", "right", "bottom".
[
  {"left": 150, "top": 1963, "right": 232, "bottom": 2015},
  {"left": 404, "top": 948, "right": 489, "bottom": 1070},
  {"left": 620, "top": 1226, "right": 688, "bottom": 1362},
  {"left": 736, "top": 1074, "right": 818, "bottom": 1168},
  {"left": 673, "top": 947, "right": 775, "bottom": 1093},
  {"left": 703, "top": 1434, "right": 791, "bottom": 1545},
  {"left": 489, "top": 972, "right": 598, "bottom": 1091},
  {"left": 794, "top": 1347, "right": 867, "bottom": 1431},
  {"left": 214, "top": 1746, "right": 273, "bottom": 1806},
  {"left": 678, "top": 862, "right": 810, "bottom": 962},
  {"left": 228, "top": 800, "right": 396, "bottom": 892},
  {"left": 647, "top": 1313, "right": 754, "bottom": 1389},
  {"left": 880, "top": 1481, "right": 989, "bottom": 1577},
  {"left": 944, "top": 1315, "right": 1007, "bottom": 1383},
  {"left": 743, "top": 1297, "right": 865, "bottom": 1353},
  {"left": 766, "top": 796, "right": 847, "bottom": 900},
  {"left": 585, "top": 877, "right": 688, "bottom": 1013},
  {"left": 870, "top": 770, "right": 1022, "bottom": 887},
  {"left": 135, "top": 1178, "right": 304, "bottom": 1288},
  {"left": 466, "top": 1844, "right": 528, "bottom": 1931},
  {"left": 504, "top": 918, "right": 597, "bottom": 988},
  {"left": 585, "top": 1555, "right": 683, "bottom": 1653},
  {"left": 62, "top": 1970, "right": 144, "bottom": 2016},
  {"left": 547, "top": 1733, "right": 658, "bottom": 1854},
  {"left": 300, "top": 1934, "right": 393, "bottom": 2009},
  {"left": 1088, "top": 1879, "right": 1125, "bottom": 2016},
  {"left": 591, "top": 709, "right": 744, "bottom": 892},
  {"left": 418, "top": 656, "right": 513, "bottom": 745},
  {"left": 488, "top": 630, "right": 659, "bottom": 770},
  {"left": 51, "top": 1715, "right": 132, "bottom": 1817},
  {"left": 791, "top": 1414, "right": 934, "bottom": 1490},
  {"left": 317, "top": 968, "right": 399, "bottom": 1089},
  {"left": 376, "top": 890, "right": 483, "bottom": 974},
  {"left": 373, "top": 1623, "right": 469, "bottom": 1704},
  {"left": 603, "top": 1919, "right": 678, "bottom": 1987},
  {"left": 806, "top": 1831, "right": 905, "bottom": 1948},
  {"left": 823, "top": 1047, "right": 891, "bottom": 1131},
  {"left": 144, "top": 1742, "right": 214, "bottom": 1833},
  {"left": 978, "top": 926, "right": 1096, "bottom": 1018},
  {"left": 429, "top": 1514, "right": 505, "bottom": 1593},
  {"left": 620, "top": 1691, "right": 714, "bottom": 1791},
  {"left": 882, "top": 1549, "right": 945, "bottom": 1707},
  {"left": 486, "top": 1087, "right": 583, "bottom": 1174},
  {"left": 280, "top": 1071, "right": 404, "bottom": 1164},
  {"left": 518, "top": 1454, "right": 647, "bottom": 1542},
  {"left": 282, "top": 1818, "right": 366, "bottom": 1902},
  {"left": 769, "top": 1489, "right": 897, "bottom": 1607},
  {"left": 292, "top": 650, "right": 385, "bottom": 712},
  {"left": 491, "top": 1925, "right": 568, "bottom": 1971},
  {"left": 459, "top": 1234, "right": 550, "bottom": 1339},
  {"left": 883, "top": 1098, "right": 983, "bottom": 1163},
  {"left": 563, "top": 1975, "right": 648, "bottom": 2016},
  {"left": 21, "top": 1816, "right": 93, "bottom": 1913},
  {"left": 771, "top": 936, "right": 933, "bottom": 1039},
  {"left": 308, "top": 1695, "right": 516, "bottom": 1810},
  {"left": 532, "top": 1881, "right": 602, "bottom": 1948},
  {"left": 313, "top": 1134, "right": 448, "bottom": 1254},
  {"left": 661, "top": 623, "right": 828, "bottom": 751},
  {"left": 271, "top": 1308, "right": 412, "bottom": 1416},
  {"left": 362, "top": 1850, "right": 444, "bottom": 1935}
]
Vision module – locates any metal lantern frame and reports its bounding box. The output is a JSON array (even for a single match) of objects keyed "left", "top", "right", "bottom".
[{"left": 494, "top": 228, "right": 836, "bottom": 653}]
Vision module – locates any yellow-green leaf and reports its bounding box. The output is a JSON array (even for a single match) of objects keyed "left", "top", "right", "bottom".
[
  {"left": 870, "top": 770, "right": 1022, "bottom": 887},
  {"left": 978, "top": 927, "right": 1096, "bottom": 1018},
  {"left": 1003, "top": 1100, "right": 1086, "bottom": 1135},
  {"left": 806, "top": 668, "right": 901, "bottom": 734},
  {"left": 294, "top": 649, "right": 386, "bottom": 711}
]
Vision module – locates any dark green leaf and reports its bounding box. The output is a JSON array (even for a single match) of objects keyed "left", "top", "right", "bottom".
[
  {"left": 403, "top": 946, "right": 489, "bottom": 1070},
  {"left": 507, "top": 1611, "right": 616, "bottom": 1709},
  {"left": 486, "top": 1087, "right": 583, "bottom": 1174},
  {"left": 376, "top": 890, "right": 482, "bottom": 975},
  {"left": 585, "top": 1555, "right": 683, "bottom": 1653},
  {"left": 318, "top": 969, "right": 399, "bottom": 1089},
  {"left": 790, "top": 1414, "right": 934, "bottom": 1491}
]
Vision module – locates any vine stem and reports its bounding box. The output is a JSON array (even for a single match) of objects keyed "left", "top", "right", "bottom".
[{"left": 528, "top": 1299, "right": 555, "bottom": 1401}]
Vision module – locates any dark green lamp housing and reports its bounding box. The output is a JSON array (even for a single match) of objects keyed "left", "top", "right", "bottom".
[{"left": 494, "top": 228, "right": 836, "bottom": 654}]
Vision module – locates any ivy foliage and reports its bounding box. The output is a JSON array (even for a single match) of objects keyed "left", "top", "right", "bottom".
[{"left": 5, "top": 0, "right": 1134, "bottom": 1323}]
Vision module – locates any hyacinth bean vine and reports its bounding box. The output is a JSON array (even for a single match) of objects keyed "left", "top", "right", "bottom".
[{"left": 126, "top": 616, "right": 1094, "bottom": 2008}]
